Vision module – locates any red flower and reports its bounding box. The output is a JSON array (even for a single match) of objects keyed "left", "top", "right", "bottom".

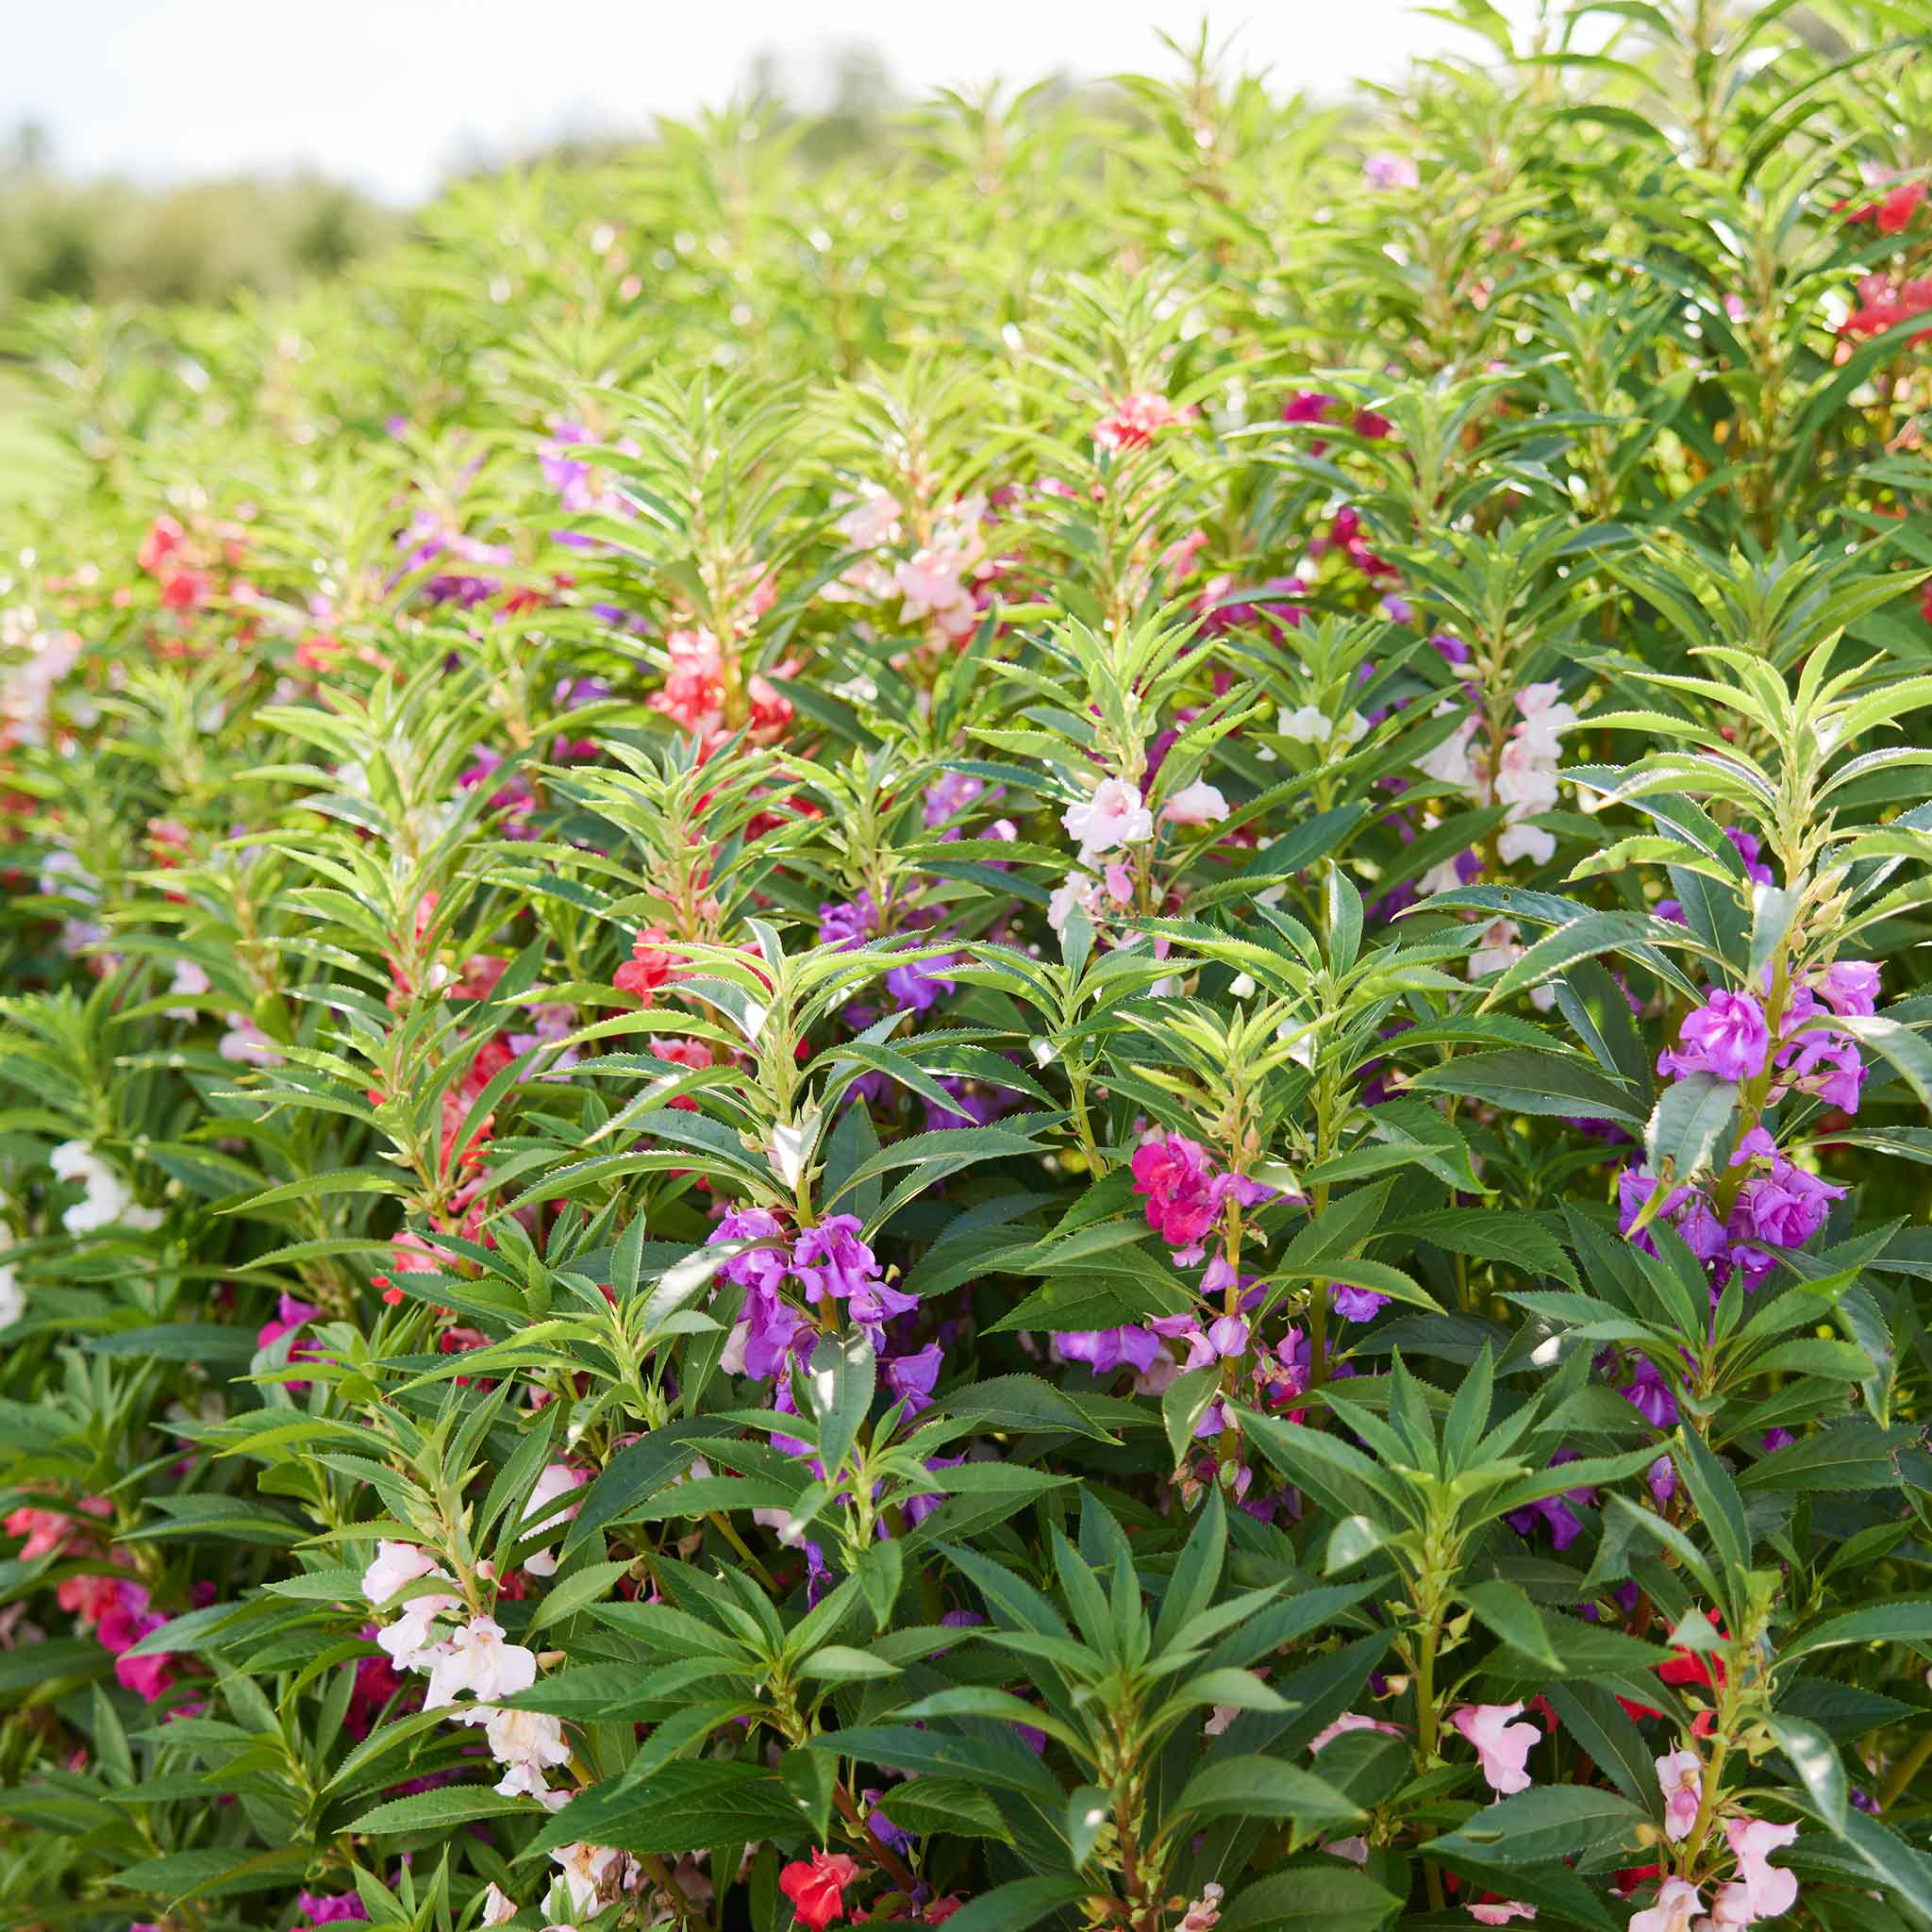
[
  {"left": 779, "top": 1849, "right": 858, "bottom": 1928},
  {"left": 615, "top": 925, "right": 682, "bottom": 1001}
]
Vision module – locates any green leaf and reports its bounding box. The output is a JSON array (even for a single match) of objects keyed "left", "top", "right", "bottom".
[
  {"left": 1644, "top": 1070, "right": 1738, "bottom": 1185},
  {"left": 1461, "top": 1579, "right": 1561, "bottom": 1670},
  {"left": 523, "top": 1759, "right": 802, "bottom": 1860},
  {"left": 1220, "top": 1864, "right": 1402, "bottom": 1932},
  {"left": 1409, "top": 1049, "right": 1645, "bottom": 1125},
  {"left": 809, "top": 1326, "right": 876, "bottom": 1478},
  {"left": 348, "top": 1785, "right": 531, "bottom": 1834},
  {"left": 938, "top": 1374, "right": 1119, "bottom": 1441},
  {"left": 933, "top": 1877, "right": 1092, "bottom": 1932},
  {"left": 524, "top": 1557, "right": 636, "bottom": 1635},
  {"left": 1431, "top": 1783, "right": 1645, "bottom": 1867},
  {"left": 1172, "top": 1755, "right": 1363, "bottom": 1840}
]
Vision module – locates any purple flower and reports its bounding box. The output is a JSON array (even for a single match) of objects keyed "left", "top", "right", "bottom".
[
  {"left": 862, "top": 1790, "right": 913, "bottom": 1855},
  {"left": 886, "top": 951, "right": 958, "bottom": 1013},
  {"left": 790, "top": 1216, "right": 881, "bottom": 1305},
  {"left": 1054, "top": 1326, "right": 1162, "bottom": 1376},
  {"left": 1762, "top": 1427, "right": 1796, "bottom": 1452},
  {"left": 848, "top": 1275, "right": 919, "bottom": 1345},
  {"left": 1620, "top": 1357, "right": 1679, "bottom": 1429},
  {"left": 1647, "top": 1455, "right": 1676, "bottom": 1506},
  {"left": 1330, "top": 1281, "right": 1391, "bottom": 1323},
  {"left": 818, "top": 891, "right": 877, "bottom": 951},
  {"left": 1506, "top": 1450, "right": 1596, "bottom": 1550},
  {"left": 1662, "top": 989, "right": 1770, "bottom": 1083},
  {"left": 1725, "top": 825, "right": 1774, "bottom": 887},
  {"left": 924, "top": 771, "right": 987, "bottom": 827},
  {"left": 886, "top": 1343, "right": 944, "bottom": 1416},
  {"left": 1729, "top": 1158, "right": 1845, "bottom": 1252},
  {"left": 1817, "top": 959, "right": 1880, "bottom": 1018},
  {"left": 709, "top": 1206, "right": 791, "bottom": 1295}
]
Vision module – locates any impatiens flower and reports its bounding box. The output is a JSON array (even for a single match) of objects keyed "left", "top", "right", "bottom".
[
  {"left": 1363, "top": 150, "right": 1420, "bottom": 187},
  {"left": 424, "top": 1615, "right": 537, "bottom": 1709},
  {"left": 1309, "top": 1711, "right": 1405, "bottom": 1753},
  {"left": 1816, "top": 958, "right": 1880, "bottom": 1017},
  {"left": 1048, "top": 869, "right": 1106, "bottom": 933},
  {"left": 1277, "top": 703, "right": 1335, "bottom": 745},
  {"left": 518, "top": 1464, "right": 587, "bottom": 1576},
  {"left": 1470, "top": 1905, "right": 1537, "bottom": 1924},
  {"left": 1716, "top": 1817, "right": 1799, "bottom": 1923},
  {"left": 49, "top": 1142, "right": 163, "bottom": 1235},
  {"left": 480, "top": 1705, "right": 572, "bottom": 1799},
  {"left": 1161, "top": 779, "right": 1229, "bottom": 826},
  {"left": 1330, "top": 1280, "right": 1391, "bottom": 1324},
  {"left": 1661, "top": 990, "right": 1770, "bottom": 1083},
  {"left": 1179, "top": 1883, "right": 1225, "bottom": 1930},
  {"left": 1627, "top": 1879, "right": 1703, "bottom": 1932},
  {"left": 297, "top": 1893, "right": 369, "bottom": 1925},
  {"left": 778, "top": 1848, "right": 859, "bottom": 1928},
  {"left": 1092, "top": 391, "right": 1194, "bottom": 453},
  {"left": 550, "top": 1840, "right": 625, "bottom": 1918},
  {"left": 1452, "top": 1702, "right": 1539, "bottom": 1795},
  {"left": 1062, "top": 777, "right": 1154, "bottom": 862},
  {"left": 1130, "top": 1132, "right": 1224, "bottom": 1256},
  {"left": 791, "top": 1216, "right": 881, "bottom": 1305},
  {"left": 1656, "top": 1747, "right": 1702, "bottom": 1841},
  {"left": 362, "top": 1540, "right": 441, "bottom": 1606}
]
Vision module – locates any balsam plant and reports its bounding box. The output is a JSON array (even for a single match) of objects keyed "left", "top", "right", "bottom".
[{"left": 2, "top": 6, "right": 1932, "bottom": 1931}]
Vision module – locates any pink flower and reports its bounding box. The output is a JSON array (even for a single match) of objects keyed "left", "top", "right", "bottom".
[
  {"left": 1452, "top": 1702, "right": 1539, "bottom": 1795},
  {"left": 1092, "top": 392, "right": 1194, "bottom": 453},
  {"left": 778, "top": 1848, "right": 859, "bottom": 1928},
  {"left": 1628, "top": 1878, "right": 1703, "bottom": 1932},
  {"left": 1309, "top": 1710, "right": 1405, "bottom": 1754},
  {"left": 1363, "top": 151, "right": 1420, "bottom": 188},
  {"left": 1656, "top": 1748, "right": 1702, "bottom": 1841},
  {"left": 1130, "top": 1133, "right": 1224, "bottom": 1254},
  {"left": 1063, "top": 777, "right": 1154, "bottom": 862},
  {"left": 1470, "top": 1905, "right": 1537, "bottom": 1924},
  {"left": 1161, "top": 779, "right": 1230, "bottom": 826},
  {"left": 1712, "top": 1817, "right": 1798, "bottom": 1924}
]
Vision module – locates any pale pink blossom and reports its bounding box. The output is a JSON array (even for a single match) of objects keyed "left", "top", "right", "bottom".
[
  {"left": 1452, "top": 1702, "right": 1539, "bottom": 1795},
  {"left": 1048, "top": 870, "right": 1106, "bottom": 934},
  {"left": 519, "top": 1464, "right": 587, "bottom": 1576},
  {"left": 551, "top": 1841, "right": 625, "bottom": 1918},
  {"left": 1309, "top": 1711, "right": 1405, "bottom": 1754},
  {"left": 1712, "top": 1817, "right": 1798, "bottom": 1924},
  {"left": 424, "top": 1615, "right": 538, "bottom": 1709},
  {"left": 1470, "top": 1905, "right": 1536, "bottom": 1924},
  {"left": 1627, "top": 1878, "right": 1702, "bottom": 1932},
  {"left": 1063, "top": 778, "right": 1154, "bottom": 862},
  {"left": 1162, "top": 779, "right": 1230, "bottom": 826},
  {"left": 361, "top": 1540, "right": 441, "bottom": 1606},
  {"left": 1656, "top": 1748, "right": 1702, "bottom": 1842}
]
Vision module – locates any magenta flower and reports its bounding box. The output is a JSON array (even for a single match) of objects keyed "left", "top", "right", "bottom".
[
  {"left": 790, "top": 1216, "right": 880, "bottom": 1304},
  {"left": 1130, "top": 1133, "right": 1224, "bottom": 1254},
  {"left": 1662, "top": 989, "right": 1769, "bottom": 1083},
  {"left": 1817, "top": 958, "right": 1880, "bottom": 1017}
]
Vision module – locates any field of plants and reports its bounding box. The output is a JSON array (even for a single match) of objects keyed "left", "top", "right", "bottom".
[{"left": 3, "top": 5, "right": 1932, "bottom": 1929}]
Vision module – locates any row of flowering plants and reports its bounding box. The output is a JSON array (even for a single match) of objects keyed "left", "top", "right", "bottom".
[{"left": 5, "top": 6, "right": 1932, "bottom": 1930}]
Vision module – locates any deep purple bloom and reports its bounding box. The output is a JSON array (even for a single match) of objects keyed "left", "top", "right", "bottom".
[
  {"left": 886, "top": 951, "right": 958, "bottom": 1013},
  {"left": 1620, "top": 1357, "right": 1679, "bottom": 1429},
  {"left": 1331, "top": 1281, "right": 1391, "bottom": 1323},
  {"left": 818, "top": 891, "right": 877, "bottom": 951},
  {"left": 886, "top": 1343, "right": 944, "bottom": 1415}
]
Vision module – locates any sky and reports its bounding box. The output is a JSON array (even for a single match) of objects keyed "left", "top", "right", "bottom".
[{"left": 7, "top": 1, "right": 1530, "bottom": 205}]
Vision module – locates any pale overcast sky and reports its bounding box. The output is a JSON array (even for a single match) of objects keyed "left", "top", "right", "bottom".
[{"left": 7, "top": 1, "right": 1531, "bottom": 204}]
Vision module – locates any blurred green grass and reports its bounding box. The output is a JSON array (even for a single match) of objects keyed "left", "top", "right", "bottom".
[{"left": 0, "top": 368, "right": 85, "bottom": 513}]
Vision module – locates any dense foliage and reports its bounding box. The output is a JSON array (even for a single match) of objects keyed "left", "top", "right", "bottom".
[{"left": 5, "top": 7, "right": 1932, "bottom": 1930}]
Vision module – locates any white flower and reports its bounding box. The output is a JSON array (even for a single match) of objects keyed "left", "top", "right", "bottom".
[
  {"left": 479, "top": 1884, "right": 519, "bottom": 1926},
  {"left": 1514, "top": 681, "right": 1576, "bottom": 759},
  {"left": 49, "top": 1142, "right": 162, "bottom": 1235},
  {"left": 218, "top": 1018, "right": 283, "bottom": 1066},
  {"left": 550, "top": 1840, "right": 625, "bottom": 1918},
  {"left": 1333, "top": 709, "right": 1370, "bottom": 748},
  {"left": 1497, "top": 823, "right": 1557, "bottom": 867},
  {"left": 519, "top": 1464, "right": 584, "bottom": 1576},
  {"left": 1469, "top": 918, "right": 1524, "bottom": 982},
  {"left": 1161, "top": 779, "right": 1230, "bottom": 826},
  {"left": 480, "top": 1706, "right": 572, "bottom": 1797},
  {"left": 376, "top": 1590, "right": 462, "bottom": 1672},
  {"left": 1062, "top": 777, "right": 1154, "bottom": 862},
  {"left": 1416, "top": 706, "right": 1481, "bottom": 790},
  {"left": 1276, "top": 704, "right": 1333, "bottom": 745},
  {"left": 425, "top": 1615, "right": 538, "bottom": 1709}
]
